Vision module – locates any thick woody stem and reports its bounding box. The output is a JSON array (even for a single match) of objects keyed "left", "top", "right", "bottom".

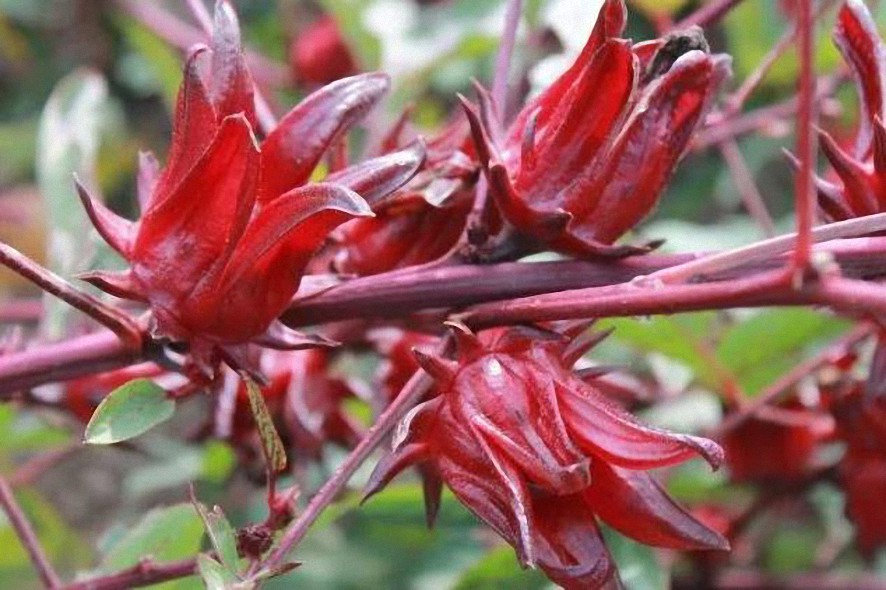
[{"left": 0, "top": 476, "right": 62, "bottom": 589}]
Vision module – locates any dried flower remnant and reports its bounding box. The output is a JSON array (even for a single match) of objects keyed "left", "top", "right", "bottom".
[
  {"left": 365, "top": 324, "right": 727, "bottom": 589},
  {"left": 75, "top": 2, "right": 422, "bottom": 368},
  {"left": 222, "top": 349, "right": 364, "bottom": 468},
  {"left": 463, "top": 0, "right": 730, "bottom": 258}
]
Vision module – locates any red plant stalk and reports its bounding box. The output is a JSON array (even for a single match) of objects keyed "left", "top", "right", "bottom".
[
  {"left": 0, "top": 476, "right": 62, "bottom": 589},
  {"left": 792, "top": 0, "right": 817, "bottom": 274}
]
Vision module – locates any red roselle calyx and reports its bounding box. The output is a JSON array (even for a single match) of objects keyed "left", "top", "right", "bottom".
[
  {"left": 364, "top": 324, "right": 728, "bottom": 589},
  {"left": 830, "top": 333, "right": 886, "bottom": 556},
  {"left": 806, "top": 0, "right": 886, "bottom": 220},
  {"left": 333, "top": 117, "right": 478, "bottom": 275},
  {"left": 463, "top": 0, "right": 730, "bottom": 257},
  {"left": 290, "top": 15, "right": 359, "bottom": 86},
  {"left": 75, "top": 2, "right": 423, "bottom": 367}
]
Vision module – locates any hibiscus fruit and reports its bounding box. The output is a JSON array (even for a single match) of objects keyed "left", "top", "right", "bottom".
[
  {"left": 290, "top": 14, "right": 359, "bottom": 85},
  {"left": 461, "top": 0, "right": 730, "bottom": 258},
  {"left": 75, "top": 2, "right": 423, "bottom": 368},
  {"left": 806, "top": 0, "right": 886, "bottom": 220},
  {"left": 364, "top": 323, "right": 728, "bottom": 589}
]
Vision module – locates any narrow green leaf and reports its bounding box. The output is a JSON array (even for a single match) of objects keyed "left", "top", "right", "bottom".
[
  {"left": 84, "top": 379, "right": 174, "bottom": 444},
  {"left": 243, "top": 376, "right": 287, "bottom": 473},
  {"left": 193, "top": 500, "right": 240, "bottom": 575}
]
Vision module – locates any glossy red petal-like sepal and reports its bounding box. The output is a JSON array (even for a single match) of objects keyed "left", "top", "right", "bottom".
[
  {"left": 326, "top": 139, "right": 426, "bottom": 207},
  {"left": 834, "top": 0, "right": 886, "bottom": 157},
  {"left": 253, "top": 320, "right": 339, "bottom": 350},
  {"left": 558, "top": 377, "right": 724, "bottom": 470},
  {"left": 75, "top": 177, "right": 134, "bottom": 258},
  {"left": 77, "top": 270, "right": 145, "bottom": 302},
  {"left": 587, "top": 461, "right": 730, "bottom": 551},
  {"left": 259, "top": 73, "right": 390, "bottom": 201},
  {"left": 209, "top": 0, "right": 255, "bottom": 121}
]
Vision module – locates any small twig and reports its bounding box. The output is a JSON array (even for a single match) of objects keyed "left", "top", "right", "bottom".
[
  {"left": 0, "top": 242, "right": 141, "bottom": 349},
  {"left": 712, "top": 324, "right": 872, "bottom": 438},
  {"left": 791, "top": 0, "right": 817, "bottom": 275},
  {"left": 9, "top": 445, "right": 80, "bottom": 489},
  {"left": 650, "top": 212, "right": 886, "bottom": 284},
  {"left": 61, "top": 557, "right": 198, "bottom": 590},
  {"left": 259, "top": 336, "right": 452, "bottom": 573},
  {"left": 0, "top": 475, "right": 62, "bottom": 589},
  {"left": 719, "top": 139, "right": 777, "bottom": 237},
  {"left": 491, "top": 0, "right": 522, "bottom": 121},
  {"left": 185, "top": 0, "right": 213, "bottom": 34},
  {"left": 674, "top": 0, "right": 746, "bottom": 30}
]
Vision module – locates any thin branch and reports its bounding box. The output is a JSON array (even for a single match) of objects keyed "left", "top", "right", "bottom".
[
  {"left": 674, "top": 0, "right": 746, "bottom": 30},
  {"left": 719, "top": 139, "right": 777, "bottom": 236},
  {"left": 0, "top": 242, "right": 141, "bottom": 349},
  {"left": 185, "top": 0, "right": 213, "bottom": 34},
  {"left": 61, "top": 557, "right": 197, "bottom": 590},
  {"left": 713, "top": 324, "right": 873, "bottom": 438},
  {"left": 259, "top": 337, "right": 452, "bottom": 573},
  {"left": 791, "top": 0, "right": 816, "bottom": 274},
  {"left": 0, "top": 475, "right": 62, "bottom": 589},
  {"left": 9, "top": 445, "right": 80, "bottom": 489},
  {"left": 491, "top": 0, "right": 522, "bottom": 120}
]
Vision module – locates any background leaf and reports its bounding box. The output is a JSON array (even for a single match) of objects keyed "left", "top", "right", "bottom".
[{"left": 84, "top": 379, "right": 175, "bottom": 445}]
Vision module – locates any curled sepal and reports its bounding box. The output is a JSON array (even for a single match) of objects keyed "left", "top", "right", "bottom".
[
  {"left": 363, "top": 442, "right": 431, "bottom": 503},
  {"left": 587, "top": 462, "right": 730, "bottom": 551},
  {"left": 413, "top": 349, "right": 459, "bottom": 386},
  {"left": 78, "top": 270, "right": 145, "bottom": 302},
  {"left": 326, "top": 139, "right": 427, "bottom": 207},
  {"left": 818, "top": 129, "right": 879, "bottom": 216},
  {"left": 530, "top": 491, "right": 616, "bottom": 590},
  {"left": 259, "top": 73, "right": 390, "bottom": 201},
  {"left": 253, "top": 320, "right": 338, "bottom": 350},
  {"left": 218, "top": 182, "right": 371, "bottom": 290},
  {"left": 834, "top": 0, "right": 886, "bottom": 157},
  {"left": 75, "top": 177, "right": 134, "bottom": 258},
  {"left": 557, "top": 377, "right": 724, "bottom": 470}
]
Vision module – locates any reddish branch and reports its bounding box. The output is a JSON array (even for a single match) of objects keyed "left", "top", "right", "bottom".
[
  {"left": 792, "top": 0, "right": 816, "bottom": 272},
  {"left": 5, "top": 233, "right": 886, "bottom": 398},
  {"left": 0, "top": 476, "right": 62, "bottom": 589},
  {"left": 61, "top": 558, "right": 197, "bottom": 590}
]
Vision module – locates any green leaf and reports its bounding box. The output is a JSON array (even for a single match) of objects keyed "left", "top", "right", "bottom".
[
  {"left": 84, "top": 379, "right": 175, "bottom": 444},
  {"left": 601, "top": 313, "right": 720, "bottom": 388},
  {"left": 193, "top": 500, "right": 240, "bottom": 575},
  {"left": 453, "top": 546, "right": 548, "bottom": 590},
  {"left": 716, "top": 309, "right": 849, "bottom": 394},
  {"left": 243, "top": 377, "right": 287, "bottom": 473},
  {"left": 100, "top": 504, "right": 204, "bottom": 572},
  {"left": 600, "top": 526, "right": 668, "bottom": 590},
  {"left": 197, "top": 554, "right": 241, "bottom": 590}
]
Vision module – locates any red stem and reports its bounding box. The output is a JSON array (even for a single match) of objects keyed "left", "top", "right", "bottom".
[
  {"left": 259, "top": 337, "right": 451, "bottom": 573},
  {"left": 61, "top": 558, "right": 197, "bottom": 590},
  {"left": 791, "top": 0, "right": 816, "bottom": 273},
  {"left": 674, "top": 0, "right": 746, "bottom": 29},
  {"left": 0, "top": 476, "right": 62, "bottom": 589},
  {"left": 0, "top": 243, "right": 142, "bottom": 348}
]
